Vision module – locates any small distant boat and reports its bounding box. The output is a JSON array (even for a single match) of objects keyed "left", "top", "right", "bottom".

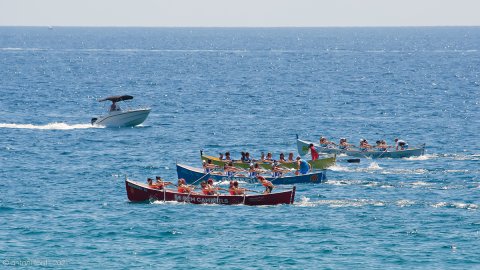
[
  {"left": 200, "top": 152, "right": 336, "bottom": 170},
  {"left": 91, "top": 95, "right": 150, "bottom": 128},
  {"left": 125, "top": 179, "right": 296, "bottom": 205},
  {"left": 176, "top": 163, "right": 327, "bottom": 185},
  {"left": 296, "top": 137, "right": 425, "bottom": 159}
]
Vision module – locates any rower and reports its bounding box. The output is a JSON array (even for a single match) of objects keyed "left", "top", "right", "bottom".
[
  {"left": 233, "top": 181, "right": 246, "bottom": 195},
  {"left": 271, "top": 162, "right": 286, "bottom": 178},
  {"left": 244, "top": 152, "right": 252, "bottom": 162},
  {"left": 296, "top": 156, "right": 311, "bottom": 175},
  {"left": 339, "top": 138, "right": 351, "bottom": 150},
  {"left": 376, "top": 140, "right": 388, "bottom": 151},
  {"left": 395, "top": 138, "right": 408, "bottom": 150},
  {"left": 154, "top": 176, "right": 172, "bottom": 189},
  {"left": 228, "top": 181, "right": 236, "bottom": 195},
  {"left": 177, "top": 178, "right": 193, "bottom": 193},
  {"left": 264, "top": 152, "right": 273, "bottom": 163},
  {"left": 319, "top": 136, "right": 336, "bottom": 148},
  {"left": 206, "top": 179, "right": 220, "bottom": 195},
  {"left": 203, "top": 159, "right": 216, "bottom": 173},
  {"left": 200, "top": 181, "right": 210, "bottom": 195},
  {"left": 359, "top": 139, "right": 372, "bottom": 151},
  {"left": 287, "top": 152, "right": 295, "bottom": 162},
  {"left": 257, "top": 175, "right": 274, "bottom": 194}
]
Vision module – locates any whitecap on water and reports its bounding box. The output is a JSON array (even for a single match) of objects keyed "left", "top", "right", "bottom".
[
  {"left": 404, "top": 154, "right": 437, "bottom": 161},
  {"left": 367, "top": 162, "right": 382, "bottom": 170},
  {"left": 0, "top": 122, "right": 100, "bottom": 130}
]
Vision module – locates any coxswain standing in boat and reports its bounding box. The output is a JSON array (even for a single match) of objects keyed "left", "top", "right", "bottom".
[
  {"left": 257, "top": 175, "right": 274, "bottom": 194},
  {"left": 395, "top": 138, "right": 409, "bottom": 150},
  {"left": 177, "top": 178, "right": 194, "bottom": 193},
  {"left": 309, "top": 143, "right": 319, "bottom": 161},
  {"left": 296, "top": 156, "right": 311, "bottom": 175}
]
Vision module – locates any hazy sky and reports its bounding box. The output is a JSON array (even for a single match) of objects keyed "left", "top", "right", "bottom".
[{"left": 1, "top": 0, "right": 480, "bottom": 27}]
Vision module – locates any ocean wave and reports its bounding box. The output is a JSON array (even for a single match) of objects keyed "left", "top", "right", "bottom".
[
  {"left": 296, "top": 197, "right": 477, "bottom": 210},
  {"left": 296, "top": 197, "right": 385, "bottom": 208},
  {"left": 0, "top": 122, "right": 100, "bottom": 130},
  {"left": 403, "top": 154, "right": 438, "bottom": 161},
  {"left": 431, "top": 202, "right": 478, "bottom": 210}
]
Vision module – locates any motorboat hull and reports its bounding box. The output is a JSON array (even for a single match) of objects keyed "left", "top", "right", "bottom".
[{"left": 92, "top": 108, "right": 150, "bottom": 128}]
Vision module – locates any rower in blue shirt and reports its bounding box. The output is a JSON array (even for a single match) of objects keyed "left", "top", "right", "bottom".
[{"left": 296, "top": 156, "right": 311, "bottom": 175}]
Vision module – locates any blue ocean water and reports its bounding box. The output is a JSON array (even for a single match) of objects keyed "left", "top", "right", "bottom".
[{"left": 0, "top": 27, "right": 479, "bottom": 269}]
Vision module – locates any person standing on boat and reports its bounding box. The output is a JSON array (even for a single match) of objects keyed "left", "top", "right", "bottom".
[
  {"left": 309, "top": 143, "right": 319, "bottom": 161},
  {"left": 110, "top": 101, "right": 120, "bottom": 112},
  {"left": 257, "top": 176, "right": 274, "bottom": 194},
  {"left": 395, "top": 138, "right": 408, "bottom": 150},
  {"left": 296, "top": 156, "right": 311, "bottom": 175}
]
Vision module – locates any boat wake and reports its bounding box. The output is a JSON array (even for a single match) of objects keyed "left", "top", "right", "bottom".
[
  {"left": 0, "top": 122, "right": 101, "bottom": 130},
  {"left": 403, "top": 154, "right": 438, "bottom": 161},
  {"left": 296, "top": 197, "right": 478, "bottom": 210}
]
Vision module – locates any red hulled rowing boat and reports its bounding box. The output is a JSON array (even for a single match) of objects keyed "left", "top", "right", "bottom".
[{"left": 126, "top": 179, "right": 295, "bottom": 206}]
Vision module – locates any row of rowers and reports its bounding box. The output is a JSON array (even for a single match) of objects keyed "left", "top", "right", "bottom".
[
  {"left": 219, "top": 151, "right": 298, "bottom": 163},
  {"left": 146, "top": 176, "right": 275, "bottom": 195},
  {"left": 203, "top": 157, "right": 312, "bottom": 177}
]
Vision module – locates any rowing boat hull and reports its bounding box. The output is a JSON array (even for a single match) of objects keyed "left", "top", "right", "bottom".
[
  {"left": 176, "top": 163, "right": 326, "bottom": 185},
  {"left": 297, "top": 138, "right": 425, "bottom": 159},
  {"left": 201, "top": 153, "right": 336, "bottom": 170},
  {"left": 126, "top": 179, "right": 295, "bottom": 205}
]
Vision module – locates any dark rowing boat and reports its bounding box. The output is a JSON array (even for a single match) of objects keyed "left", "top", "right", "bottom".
[
  {"left": 176, "top": 163, "right": 327, "bottom": 185},
  {"left": 125, "top": 179, "right": 296, "bottom": 206}
]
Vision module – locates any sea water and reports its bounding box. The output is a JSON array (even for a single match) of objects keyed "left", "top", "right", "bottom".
[{"left": 0, "top": 27, "right": 479, "bottom": 269}]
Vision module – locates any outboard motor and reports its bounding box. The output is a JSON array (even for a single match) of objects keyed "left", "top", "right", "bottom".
[{"left": 91, "top": 118, "right": 98, "bottom": 125}]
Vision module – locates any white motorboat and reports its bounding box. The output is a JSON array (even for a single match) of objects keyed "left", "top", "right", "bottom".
[{"left": 91, "top": 95, "right": 151, "bottom": 128}]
